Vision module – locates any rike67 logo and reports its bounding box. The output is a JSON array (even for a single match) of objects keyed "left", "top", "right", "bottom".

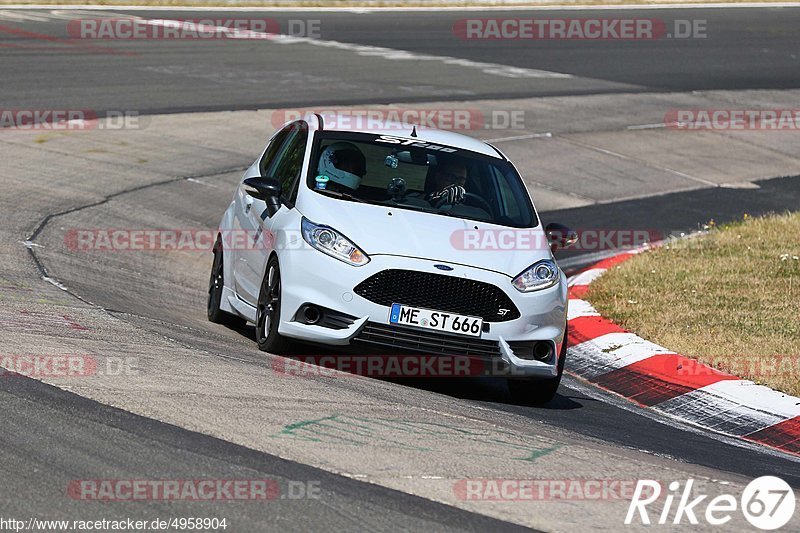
[{"left": 626, "top": 477, "right": 795, "bottom": 530}]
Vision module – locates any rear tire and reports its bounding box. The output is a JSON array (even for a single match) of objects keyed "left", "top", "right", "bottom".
[
  {"left": 207, "top": 241, "right": 246, "bottom": 328},
  {"left": 507, "top": 325, "right": 568, "bottom": 406},
  {"left": 255, "top": 256, "right": 293, "bottom": 354}
]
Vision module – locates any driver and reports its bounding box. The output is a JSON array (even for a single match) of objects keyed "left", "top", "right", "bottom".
[
  {"left": 426, "top": 161, "right": 467, "bottom": 205},
  {"left": 317, "top": 142, "right": 367, "bottom": 191}
]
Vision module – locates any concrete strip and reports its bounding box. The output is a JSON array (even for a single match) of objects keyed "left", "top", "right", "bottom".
[{"left": 565, "top": 129, "right": 800, "bottom": 186}]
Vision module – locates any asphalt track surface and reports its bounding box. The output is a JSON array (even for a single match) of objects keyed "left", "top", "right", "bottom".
[
  {"left": 0, "top": 6, "right": 800, "bottom": 113},
  {"left": 2, "top": 5, "right": 800, "bottom": 532}
]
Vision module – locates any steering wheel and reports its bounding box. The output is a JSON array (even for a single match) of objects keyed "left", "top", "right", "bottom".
[
  {"left": 463, "top": 192, "right": 493, "bottom": 214},
  {"left": 433, "top": 192, "right": 492, "bottom": 215}
]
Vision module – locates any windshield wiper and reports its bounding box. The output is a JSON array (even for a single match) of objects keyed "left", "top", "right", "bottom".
[{"left": 314, "top": 188, "right": 366, "bottom": 203}]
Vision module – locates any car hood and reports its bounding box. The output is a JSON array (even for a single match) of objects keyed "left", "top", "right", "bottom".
[{"left": 297, "top": 191, "right": 553, "bottom": 278}]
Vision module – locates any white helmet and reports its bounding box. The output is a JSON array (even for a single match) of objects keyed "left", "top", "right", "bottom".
[{"left": 317, "top": 142, "right": 365, "bottom": 191}]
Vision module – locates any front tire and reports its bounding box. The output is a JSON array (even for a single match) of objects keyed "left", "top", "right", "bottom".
[
  {"left": 207, "top": 242, "right": 245, "bottom": 328},
  {"left": 507, "top": 325, "right": 568, "bottom": 406},
  {"left": 255, "top": 256, "right": 293, "bottom": 353}
]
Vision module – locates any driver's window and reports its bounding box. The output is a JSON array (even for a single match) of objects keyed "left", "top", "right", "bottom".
[
  {"left": 259, "top": 128, "right": 290, "bottom": 177},
  {"left": 268, "top": 122, "right": 308, "bottom": 195},
  {"left": 492, "top": 166, "right": 522, "bottom": 221}
]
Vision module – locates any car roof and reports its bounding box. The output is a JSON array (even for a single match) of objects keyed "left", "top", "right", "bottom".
[{"left": 300, "top": 113, "right": 504, "bottom": 159}]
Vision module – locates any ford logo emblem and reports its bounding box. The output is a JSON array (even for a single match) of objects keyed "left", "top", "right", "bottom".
[{"left": 434, "top": 264, "right": 453, "bottom": 271}]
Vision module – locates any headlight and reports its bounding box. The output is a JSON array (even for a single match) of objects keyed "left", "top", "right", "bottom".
[
  {"left": 512, "top": 259, "right": 559, "bottom": 292},
  {"left": 301, "top": 217, "right": 369, "bottom": 266}
]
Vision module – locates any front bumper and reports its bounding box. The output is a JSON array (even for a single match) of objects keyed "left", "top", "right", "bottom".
[{"left": 277, "top": 250, "right": 568, "bottom": 378}]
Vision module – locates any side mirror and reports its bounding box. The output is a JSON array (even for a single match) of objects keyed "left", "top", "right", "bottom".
[
  {"left": 545, "top": 222, "right": 578, "bottom": 252},
  {"left": 243, "top": 177, "right": 282, "bottom": 217}
]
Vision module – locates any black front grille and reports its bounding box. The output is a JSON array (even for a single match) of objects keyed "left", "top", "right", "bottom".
[
  {"left": 353, "top": 322, "right": 502, "bottom": 360},
  {"left": 353, "top": 269, "right": 520, "bottom": 322}
]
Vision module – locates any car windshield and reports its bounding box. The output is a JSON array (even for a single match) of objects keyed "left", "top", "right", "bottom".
[{"left": 307, "top": 132, "right": 537, "bottom": 228}]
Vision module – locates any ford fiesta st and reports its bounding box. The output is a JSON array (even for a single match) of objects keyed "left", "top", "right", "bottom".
[{"left": 208, "top": 114, "right": 576, "bottom": 404}]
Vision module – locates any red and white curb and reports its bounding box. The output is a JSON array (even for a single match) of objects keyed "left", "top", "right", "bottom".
[{"left": 566, "top": 250, "right": 800, "bottom": 456}]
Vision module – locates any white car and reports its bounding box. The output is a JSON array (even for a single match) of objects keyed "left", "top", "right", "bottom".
[{"left": 208, "top": 114, "right": 576, "bottom": 404}]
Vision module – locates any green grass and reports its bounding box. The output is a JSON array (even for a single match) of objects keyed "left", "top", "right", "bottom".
[{"left": 587, "top": 212, "right": 800, "bottom": 396}]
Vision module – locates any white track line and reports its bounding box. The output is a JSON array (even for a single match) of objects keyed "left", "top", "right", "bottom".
[
  {"left": 570, "top": 332, "right": 675, "bottom": 375},
  {"left": 562, "top": 373, "right": 800, "bottom": 462},
  {"left": 139, "top": 18, "right": 571, "bottom": 79},
  {"left": 566, "top": 298, "right": 599, "bottom": 320},
  {"left": 559, "top": 136, "right": 719, "bottom": 187},
  {"left": 567, "top": 267, "right": 606, "bottom": 287},
  {"left": 482, "top": 132, "right": 553, "bottom": 142}
]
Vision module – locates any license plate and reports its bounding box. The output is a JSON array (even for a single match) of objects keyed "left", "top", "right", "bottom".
[{"left": 388, "top": 303, "right": 483, "bottom": 337}]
